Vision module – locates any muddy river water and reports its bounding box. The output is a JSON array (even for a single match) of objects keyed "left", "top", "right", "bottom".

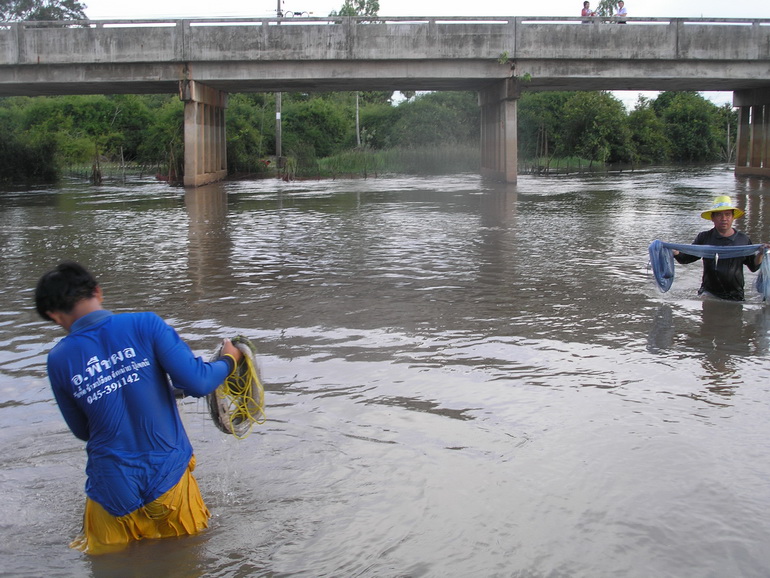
[{"left": 3, "top": 167, "right": 770, "bottom": 577}]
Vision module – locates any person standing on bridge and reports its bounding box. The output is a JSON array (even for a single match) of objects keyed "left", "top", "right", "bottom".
[
  {"left": 581, "top": 1, "right": 596, "bottom": 21},
  {"left": 34, "top": 261, "right": 243, "bottom": 555},
  {"left": 672, "top": 196, "right": 765, "bottom": 301},
  {"left": 616, "top": 0, "right": 628, "bottom": 23}
]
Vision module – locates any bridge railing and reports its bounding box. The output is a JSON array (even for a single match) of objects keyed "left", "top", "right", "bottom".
[
  {"left": 4, "top": 15, "right": 770, "bottom": 27},
  {"left": 0, "top": 16, "right": 768, "bottom": 96},
  {"left": 3, "top": 16, "right": 767, "bottom": 63}
]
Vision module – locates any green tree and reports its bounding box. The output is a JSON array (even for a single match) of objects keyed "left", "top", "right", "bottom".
[
  {"left": 654, "top": 91, "right": 722, "bottom": 162},
  {"left": 517, "top": 92, "right": 574, "bottom": 160},
  {"left": 561, "top": 91, "right": 632, "bottom": 163},
  {"left": 0, "top": 99, "right": 57, "bottom": 182},
  {"left": 283, "top": 97, "right": 351, "bottom": 159},
  {"left": 358, "top": 102, "right": 400, "bottom": 148},
  {"left": 104, "top": 95, "right": 153, "bottom": 161},
  {"left": 135, "top": 97, "right": 184, "bottom": 175},
  {"left": 18, "top": 95, "right": 151, "bottom": 164},
  {"left": 714, "top": 103, "right": 739, "bottom": 162},
  {"left": 386, "top": 91, "right": 479, "bottom": 148},
  {"left": 330, "top": 0, "right": 379, "bottom": 18},
  {"left": 226, "top": 93, "right": 272, "bottom": 173},
  {"left": 594, "top": 0, "right": 619, "bottom": 16},
  {"left": 0, "top": 0, "right": 87, "bottom": 21},
  {"left": 359, "top": 91, "right": 393, "bottom": 106},
  {"left": 628, "top": 95, "right": 671, "bottom": 163}
]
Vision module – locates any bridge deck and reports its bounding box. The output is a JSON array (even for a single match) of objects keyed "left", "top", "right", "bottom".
[{"left": 0, "top": 17, "right": 768, "bottom": 96}]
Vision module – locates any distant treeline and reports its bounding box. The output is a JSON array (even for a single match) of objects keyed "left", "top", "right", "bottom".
[
  {"left": 518, "top": 90, "right": 737, "bottom": 170},
  {"left": 0, "top": 89, "right": 736, "bottom": 183}
]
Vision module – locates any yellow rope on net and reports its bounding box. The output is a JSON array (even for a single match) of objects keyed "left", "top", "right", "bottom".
[{"left": 208, "top": 336, "right": 266, "bottom": 439}]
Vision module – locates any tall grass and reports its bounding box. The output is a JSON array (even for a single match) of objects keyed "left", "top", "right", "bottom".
[
  {"left": 316, "top": 144, "right": 480, "bottom": 178},
  {"left": 63, "top": 145, "right": 483, "bottom": 183},
  {"left": 518, "top": 155, "right": 610, "bottom": 175}
]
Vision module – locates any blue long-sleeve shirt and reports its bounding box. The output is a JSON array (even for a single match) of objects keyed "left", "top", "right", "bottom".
[{"left": 47, "top": 310, "right": 232, "bottom": 517}]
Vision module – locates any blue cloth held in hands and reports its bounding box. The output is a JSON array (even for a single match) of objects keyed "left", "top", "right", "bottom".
[{"left": 648, "top": 239, "right": 770, "bottom": 300}]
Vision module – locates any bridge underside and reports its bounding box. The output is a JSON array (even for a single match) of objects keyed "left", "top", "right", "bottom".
[
  {"left": 2, "top": 60, "right": 770, "bottom": 185},
  {"left": 2, "top": 59, "right": 770, "bottom": 97}
]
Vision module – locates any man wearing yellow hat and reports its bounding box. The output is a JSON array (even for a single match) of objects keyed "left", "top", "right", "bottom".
[{"left": 673, "top": 195, "right": 764, "bottom": 301}]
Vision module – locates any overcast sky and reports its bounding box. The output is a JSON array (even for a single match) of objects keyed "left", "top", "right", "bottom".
[
  {"left": 80, "top": 0, "right": 770, "bottom": 109},
  {"left": 81, "top": 0, "right": 770, "bottom": 19}
]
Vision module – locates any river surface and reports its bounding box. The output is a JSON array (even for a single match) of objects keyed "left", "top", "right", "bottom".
[{"left": 3, "top": 167, "right": 770, "bottom": 577}]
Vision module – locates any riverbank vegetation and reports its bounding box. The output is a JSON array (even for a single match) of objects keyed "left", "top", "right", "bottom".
[{"left": 0, "top": 88, "right": 736, "bottom": 184}]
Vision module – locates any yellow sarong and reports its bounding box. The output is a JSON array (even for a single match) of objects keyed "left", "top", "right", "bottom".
[{"left": 70, "top": 456, "right": 211, "bottom": 555}]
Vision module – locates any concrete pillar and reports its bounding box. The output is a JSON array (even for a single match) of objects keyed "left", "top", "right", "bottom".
[
  {"left": 179, "top": 80, "right": 228, "bottom": 187},
  {"left": 734, "top": 88, "right": 770, "bottom": 178},
  {"left": 736, "top": 104, "right": 751, "bottom": 169},
  {"left": 750, "top": 104, "right": 765, "bottom": 169},
  {"left": 479, "top": 79, "right": 519, "bottom": 183}
]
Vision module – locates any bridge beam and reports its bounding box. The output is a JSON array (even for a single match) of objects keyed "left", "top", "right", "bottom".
[
  {"left": 734, "top": 88, "right": 770, "bottom": 179},
  {"left": 179, "top": 80, "right": 228, "bottom": 187},
  {"left": 479, "top": 79, "right": 519, "bottom": 184}
]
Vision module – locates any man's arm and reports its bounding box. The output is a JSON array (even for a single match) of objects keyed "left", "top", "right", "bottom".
[
  {"left": 150, "top": 314, "right": 241, "bottom": 397},
  {"left": 48, "top": 359, "right": 90, "bottom": 441}
]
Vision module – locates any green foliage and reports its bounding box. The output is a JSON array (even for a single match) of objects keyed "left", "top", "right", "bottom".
[
  {"left": 375, "top": 145, "right": 479, "bottom": 174},
  {"left": 226, "top": 93, "right": 272, "bottom": 173},
  {"left": 359, "top": 91, "right": 393, "bottom": 106},
  {"left": 0, "top": 117, "right": 57, "bottom": 181},
  {"left": 358, "top": 103, "right": 400, "bottom": 148},
  {"left": 627, "top": 96, "right": 671, "bottom": 163},
  {"left": 318, "top": 147, "right": 383, "bottom": 177},
  {"left": 519, "top": 90, "right": 732, "bottom": 167},
  {"left": 318, "top": 144, "right": 479, "bottom": 177},
  {"left": 561, "top": 91, "right": 632, "bottom": 163},
  {"left": 18, "top": 95, "right": 154, "bottom": 164},
  {"left": 654, "top": 91, "right": 722, "bottom": 162},
  {"left": 0, "top": 86, "right": 738, "bottom": 183},
  {"left": 0, "top": 98, "right": 55, "bottom": 181},
  {"left": 518, "top": 92, "right": 575, "bottom": 159},
  {"left": 330, "top": 0, "right": 379, "bottom": 17},
  {"left": 595, "top": 0, "right": 619, "bottom": 16},
  {"left": 0, "top": 0, "right": 87, "bottom": 21},
  {"left": 714, "top": 103, "right": 739, "bottom": 162},
  {"left": 135, "top": 97, "right": 183, "bottom": 173},
  {"left": 282, "top": 97, "right": 351, "bottom": 159},
  {"left": 385, "top": 92, "right": 480, "bottom": 148}
]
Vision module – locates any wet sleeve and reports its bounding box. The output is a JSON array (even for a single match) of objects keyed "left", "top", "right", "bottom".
[
  {"left": 47, "top": 358, "right": 90, "bottom": 441},
  {"left": 148, "top": 314, "right": 232, "bottom": 397},
  {"left": 673, "top": 233, "right": 705, "bottom": 265},
  {"left": 673, "top": 252, "right": 699, "bottom": 265},
  {"left": 742, "top": 235, "right": 761, "bottom": 272}
]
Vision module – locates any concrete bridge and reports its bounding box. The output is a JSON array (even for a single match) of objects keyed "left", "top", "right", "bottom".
[{"left": 1, "top": 16, "right": 769, "bottom": 185}]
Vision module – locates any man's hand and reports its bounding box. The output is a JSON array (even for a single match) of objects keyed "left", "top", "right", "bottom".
[
  {"left": 757, "top": 244, "right": 770, "bottom": 265},
  {"left": 221, "top": 338, "right": 244, "bottom": 364}
]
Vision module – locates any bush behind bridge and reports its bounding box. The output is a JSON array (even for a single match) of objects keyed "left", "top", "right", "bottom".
[{"left": 0, "top": 89, "right": 736, "bottom": 184}]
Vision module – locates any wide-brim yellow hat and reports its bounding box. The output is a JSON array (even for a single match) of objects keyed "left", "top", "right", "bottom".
[{"left": 701, "top": 195, "right": 744, "bottom": 220}]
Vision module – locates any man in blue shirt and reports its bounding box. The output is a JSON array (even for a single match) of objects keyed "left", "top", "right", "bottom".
[{"left": 35, "top": 261, "right": 243, "bottom": 554}]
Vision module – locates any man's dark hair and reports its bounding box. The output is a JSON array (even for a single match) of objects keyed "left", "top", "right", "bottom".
[{"left": 35, "top": 261, "right": 99, "bottom": 321}]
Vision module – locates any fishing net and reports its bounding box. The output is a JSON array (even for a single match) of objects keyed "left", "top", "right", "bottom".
[
  {"left": 648, "top": 239, "right": 770, "bottom": 300},
  {"left": 207, "top": 336, "right": 266, "bottom": 439}
]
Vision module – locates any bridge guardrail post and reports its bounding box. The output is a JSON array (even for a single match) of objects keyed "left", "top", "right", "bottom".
[
  {"left": 9, "top": 21, "right": 20, "bottom": 65},
  {"left": 176, "top": 20, "right": 190, "bottom": 62}
]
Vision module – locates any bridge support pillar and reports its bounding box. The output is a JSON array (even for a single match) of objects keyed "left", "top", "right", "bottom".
[
  {"left": 734, "top": 88, "right": 770, "bottom": 179},
  {"left": 479, "top": 79, "right": 519, "bottom": 183},
  {"left": 180, "top": 80, "right": 228, "bottom": 187}
]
